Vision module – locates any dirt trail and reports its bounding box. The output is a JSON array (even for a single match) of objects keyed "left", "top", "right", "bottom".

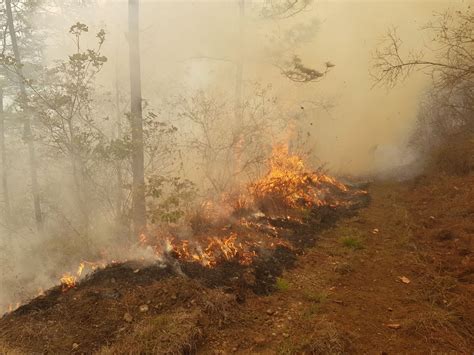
[{"left": 201, "top": 177, "right": 473, "bottom": 354}]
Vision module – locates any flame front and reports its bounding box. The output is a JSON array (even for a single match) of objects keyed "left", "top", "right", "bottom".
[
  {"left": 250, "top": 144, "right": 350, "bottom": 210},
  {"left": 171, "top": 233, "right": 259, "bottom": 267},
  {"left": 55, "top": 144, "right": 365, "bottom": 291},
  {"left": 59, "top": 261, "right": 103, "bottom": 291}
]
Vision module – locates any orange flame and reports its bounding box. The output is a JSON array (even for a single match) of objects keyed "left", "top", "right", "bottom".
[
  {"left": 59, "top": 261, "right": 104, "bottom": 291},
  {"left": 249, "top": 144, "right": 349, "bottom": 209},
  {"left": 55, "top": 144, "right": 363, "bottom": 290}
]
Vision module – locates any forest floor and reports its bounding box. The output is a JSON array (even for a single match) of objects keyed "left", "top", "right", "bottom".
[
  {"left": 0, "top": 171, "right": 473, "bottom": 354},
  {"left": 200, "top": 173, "right": 474, "bottom": 354}
]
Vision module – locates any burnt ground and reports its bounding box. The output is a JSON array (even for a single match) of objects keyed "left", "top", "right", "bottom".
[{"left": 0, "top": 173, "right": 473, "bottom": 354}]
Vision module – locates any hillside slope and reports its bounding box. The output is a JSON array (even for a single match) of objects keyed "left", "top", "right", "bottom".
[{"left": 0, "top": 171, "right": 472, "bottom": 354}]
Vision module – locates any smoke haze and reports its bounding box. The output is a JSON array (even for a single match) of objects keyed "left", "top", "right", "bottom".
[
  {"left": 77, "top": 0, "right": 464, "bottom": 174},
  {"left": 0, "top": 0, "right": 467, "bottom": 311}
]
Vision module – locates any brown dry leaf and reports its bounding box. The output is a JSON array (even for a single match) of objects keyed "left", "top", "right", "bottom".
[
  {"left": 385, "top": 323, "right": 401, "bottom": 330},
  {"left": 123, "top": 312, "right": 133, "bottom": 323},
  {"left": 398, "top": 276, "right": 410, "bottom": 284}
]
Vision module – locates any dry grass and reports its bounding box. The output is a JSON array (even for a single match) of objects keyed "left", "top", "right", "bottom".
[
  {"left": 404, "top": 307, "right": 457, "bottom": 335},
  {"left": 419, "top": 274, "right": 458, "bottom": 306},
  {"left": 278, "top": 317, "right": 351, "bottom": 355},
  {"left": 403, "top": 306, "right": 472, "bottom": 349},
  {"left": 299, "top": 318, "right": 351, "bottom": 354},
  {"left": 0, "top": 341, "right": 22, "bottom": 355},
  {"left": 97, "top": 309, "right": 202, "bottom": 355},
  {"left": 201, "top": 289, "right": 237, "bottom": 326},
  {"left": 333, "top": 262, "right": 353, "bottom": 275},
  {"left": 429, "top": 132, "right": 474, "bottom": 175}
]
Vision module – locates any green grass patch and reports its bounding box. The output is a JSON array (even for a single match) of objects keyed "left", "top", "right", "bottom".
[
  {"left": 303, "top": 291, "right": 328, "bottom": 303},
  {"left": 277, "top": 341, "right": 295, "bottom": 355},
  {"left": 302, "top": 291, "right": 328, "bottom": 317},
  {"left": 341, "top": 236, "right": 363, "bottom": 250},
  {"left": 275, "top": 277, "right": 290, "bottom": 291},
  {"left": 305, "top": 303, "right": 323, "bottom": 317}
]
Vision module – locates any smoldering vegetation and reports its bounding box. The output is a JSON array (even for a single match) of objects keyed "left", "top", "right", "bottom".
[{"left": 0, "top": 0, "right": 472, "bottom": 315}]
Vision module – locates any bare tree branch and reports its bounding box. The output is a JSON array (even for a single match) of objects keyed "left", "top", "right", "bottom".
[{"left": 372, "top": 8, "right": 473, "bottom": 90}]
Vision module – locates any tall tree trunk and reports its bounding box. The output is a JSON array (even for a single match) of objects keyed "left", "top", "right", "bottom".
[
  {"left": 232, "top": 0, "right": 245, "bottom": 180},
  {"left": 0, "top": 88, "right": 11, "bottom": 225},
  {"left": 234, "top": 0, "right": 245, "bottom": 125},
  {"left": 128, "top": 0, "right": 146, "bottom": 236},
  {"left": 5, "top": 0, "right": 43, "bottom": 230},
  {"left": 114, "top": 53, "right": 124, "bottom": 222}
]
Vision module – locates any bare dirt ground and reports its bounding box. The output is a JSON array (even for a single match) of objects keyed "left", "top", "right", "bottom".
[
  {"left": 0, "top": 172, "right": 472, "bottom": 354},
  {"left": 200, "top": 174, "right": 473, "bottom": 354}
]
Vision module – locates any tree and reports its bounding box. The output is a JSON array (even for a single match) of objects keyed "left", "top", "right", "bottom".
[
  {"left": 113, "top": 57, "right": 125, "bottom": 222},
  {"left": 232, "top": 0, "right": 245, "bottom": 178},
  {"left": 261, "top": 0, "right": 313, "bottom": 19},
  {"left": 176, "top": 84, "right": 284, "bottom": 195},
  {"left": 372, "top": 7, "right": 473, "bottom": 93},
  {"left": 234, "top": 0, "right": 245, "bottom": 126},
  {"left": 373, "top": 7, "right": 473, "bottom": 142},
  {"left": 4, "top": 0, "right": 43, "bottom": 230},
  {"left": 20, "top": 23, "right": 107, "bottom": 237},
  {"left": 0, "top": 86, "right": 11, "bottom": 225},
  {"left": 230, "top": 0, "right": 331, "bottom": 180},
  {"left": 128, "top": 0, "right": 146, "bottom": 235},
  {"left": 373, "top": 6, "right": 473, "bottom": 176}
]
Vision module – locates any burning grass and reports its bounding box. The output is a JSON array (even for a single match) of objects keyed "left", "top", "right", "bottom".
[
  {"left": 1, "top": 144, "right": 368, "bottom": 315},
  {"left": 250, "top": 144, "right": 351, "bottom": 211},
  {"left": 137, "top": 144, "right": 368, "bottom": 271},
  {"left": 0, "top": 144, "right": 370, "bottom": 353}
]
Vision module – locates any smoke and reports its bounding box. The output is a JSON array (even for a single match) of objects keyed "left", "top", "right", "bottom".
[
  {"left": 0, "top": 0, "right": 466, "bottom": 311},
  {"left": 83, "top": 0, "right": 462, "bottom": 175}
]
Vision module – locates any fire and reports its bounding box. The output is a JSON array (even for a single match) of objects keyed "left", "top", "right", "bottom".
[
  {"left": 8, "top": 303, "right": 20, "bottom": 313},
  {"left": 60, "top": 274, "right": 77, "bottom": 291},
  {"left": 155, "top": 145, "right": 360, "bottom": 268},
  {"left": 171, "top": 233, "right": 259, "bottom": 267},
  {"left": 54, "top": 144, "right": 365, "bottom": 291},
  {"left": 138, "top": 233, "right": 148, "bottom": 245},
  {"left": 59, "top": 261, "right": 103, "bottom": 291},
  {"left": 250, "top": 144, "right": 349, "bottom": 210}
]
